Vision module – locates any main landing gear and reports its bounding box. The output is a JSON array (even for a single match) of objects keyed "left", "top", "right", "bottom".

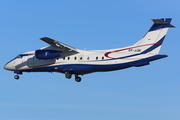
[
  {"left": 65, "top": 72, "right": 82, "bottom": 82},
  {"left": 75, "top": 75, "right": 81, "bottom": 82},
  {"left": 65, "top": 71, "right": 72, "bottom": 79}
]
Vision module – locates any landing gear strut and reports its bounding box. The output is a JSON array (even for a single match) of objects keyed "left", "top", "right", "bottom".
[
  {"left": 75, "top": 75, "right": 81, "bottom": 82},
  {"left": 14, "top": 75, "right": 20, "bottom": 80}
]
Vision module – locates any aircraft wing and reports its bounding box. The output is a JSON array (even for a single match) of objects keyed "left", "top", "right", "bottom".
[{"left": 40, "top": 37, "right": 79, "bottom": 53}]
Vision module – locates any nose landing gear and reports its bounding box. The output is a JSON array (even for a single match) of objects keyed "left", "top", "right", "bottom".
[
  {"left": 14, "top": 75, "right": 20, "bottom": 80},
  {"left": 14, "top": 71, "right": 22, "bottom": 80}
]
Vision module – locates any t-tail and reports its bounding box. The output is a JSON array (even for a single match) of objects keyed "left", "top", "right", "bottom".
[{"left": 133, "top": 18, "right": 175, "bottom": 54}]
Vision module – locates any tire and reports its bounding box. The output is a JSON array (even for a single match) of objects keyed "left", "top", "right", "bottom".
[
  {"left": 65, "top": 72, "right": 72, "bottom": 79},
  {"left": 75, "top": 77, "right": 81, "bottom": 82},
  {"left": 14, "top": 75, "right": 19, "bottom": 80}
]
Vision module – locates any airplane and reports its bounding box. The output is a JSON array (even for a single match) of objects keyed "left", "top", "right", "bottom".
[{"left": 4, "top": 18, "right": 175, "bottom": 82}]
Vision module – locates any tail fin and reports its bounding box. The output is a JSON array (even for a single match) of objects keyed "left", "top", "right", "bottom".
[{"left": 133, "top": 18, "right": 175, "bottom": 54}]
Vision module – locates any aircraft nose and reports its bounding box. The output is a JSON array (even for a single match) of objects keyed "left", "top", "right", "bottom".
[
  {"left": 4, "top": 61, "right": 14, "bottom": 71},
  {"left": 4, "top": 63, "right": 11, "bottom": 70}
]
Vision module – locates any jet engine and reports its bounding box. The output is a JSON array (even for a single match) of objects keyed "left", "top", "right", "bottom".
[{"left": 35, "top": 50, "right": 61, "bottom": 59}]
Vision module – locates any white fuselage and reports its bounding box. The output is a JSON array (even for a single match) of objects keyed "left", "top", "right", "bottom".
[{"left": 5, "top": 47, "right": 158, "bottom": 73}]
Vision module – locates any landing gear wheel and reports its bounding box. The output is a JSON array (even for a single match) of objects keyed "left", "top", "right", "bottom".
[
  {"left": 14, "top": 75, "right": 19, "bottom": 80},
  {"left": 75, "top": 77, "right": 81, "bottom": 82},
  {"left": 65, "top": 72, "right": 72, "bottom": 79}
]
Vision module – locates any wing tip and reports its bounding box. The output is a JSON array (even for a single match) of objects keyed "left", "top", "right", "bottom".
[{"left": 40, "top": 37, "right": 53, "bottom": 41}]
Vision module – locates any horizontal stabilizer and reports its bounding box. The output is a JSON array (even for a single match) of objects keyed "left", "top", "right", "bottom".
[{"left": 152, "top": 18, "right": 175, "bottom": 28}]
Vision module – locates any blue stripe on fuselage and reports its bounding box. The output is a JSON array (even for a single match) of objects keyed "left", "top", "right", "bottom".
[
  {"left": 20, "top": 54, "right": 167, "bottom": 74},
  {"left": 141, "top": 36, "right": 165, "bottom": 54}
]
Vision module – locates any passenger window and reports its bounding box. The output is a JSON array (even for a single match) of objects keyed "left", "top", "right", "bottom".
[
  {"left": 96, "top": 57, "right": 98, "bottom": 60},
  {"left": 80, "top": 57, "right": 82, "bottom": 60},
  {"left": 74, "top": 57, "right": 77, "bottom": 60},
  {"left": 63, "top": 57, "right": 65, "bottom": 60},
  {"left": 68, "top": 57, "right": 70, "bottom": 60},
  {"left": 102, "top": 57, "right": 104, "bottom": 60},
  {"left": 87, "top": 57, "right": 89, "bottom": 60}
]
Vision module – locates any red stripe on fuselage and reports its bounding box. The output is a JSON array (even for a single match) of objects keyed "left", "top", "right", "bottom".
[{"left": 104, "top": 42, "right": 162, "bottom": 59}]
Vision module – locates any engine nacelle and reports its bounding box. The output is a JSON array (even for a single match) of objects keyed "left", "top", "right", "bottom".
[{"left": 35, "top": 50, "right": 61, "bottom": 59}]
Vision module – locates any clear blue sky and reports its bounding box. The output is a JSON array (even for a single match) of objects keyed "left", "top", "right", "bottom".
[{"left": 1, "top": 0, "right": 180, "bottom": 120}]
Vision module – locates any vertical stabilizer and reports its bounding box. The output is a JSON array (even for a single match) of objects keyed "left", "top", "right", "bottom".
[{"left": 133, "top": 18, "right": 175, "bottom": 54}]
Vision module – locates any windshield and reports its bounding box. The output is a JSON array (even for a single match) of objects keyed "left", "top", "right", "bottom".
[{"left": 16, "top": 55, "right": 23, "bottom": 58}]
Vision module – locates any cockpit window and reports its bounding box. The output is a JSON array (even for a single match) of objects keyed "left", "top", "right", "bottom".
[
  {"left": 16, "top": 55, "right": 23, "bottom": 58},
  {"left": 15, "top": 53, "right": 33, "bottom": 59}
]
